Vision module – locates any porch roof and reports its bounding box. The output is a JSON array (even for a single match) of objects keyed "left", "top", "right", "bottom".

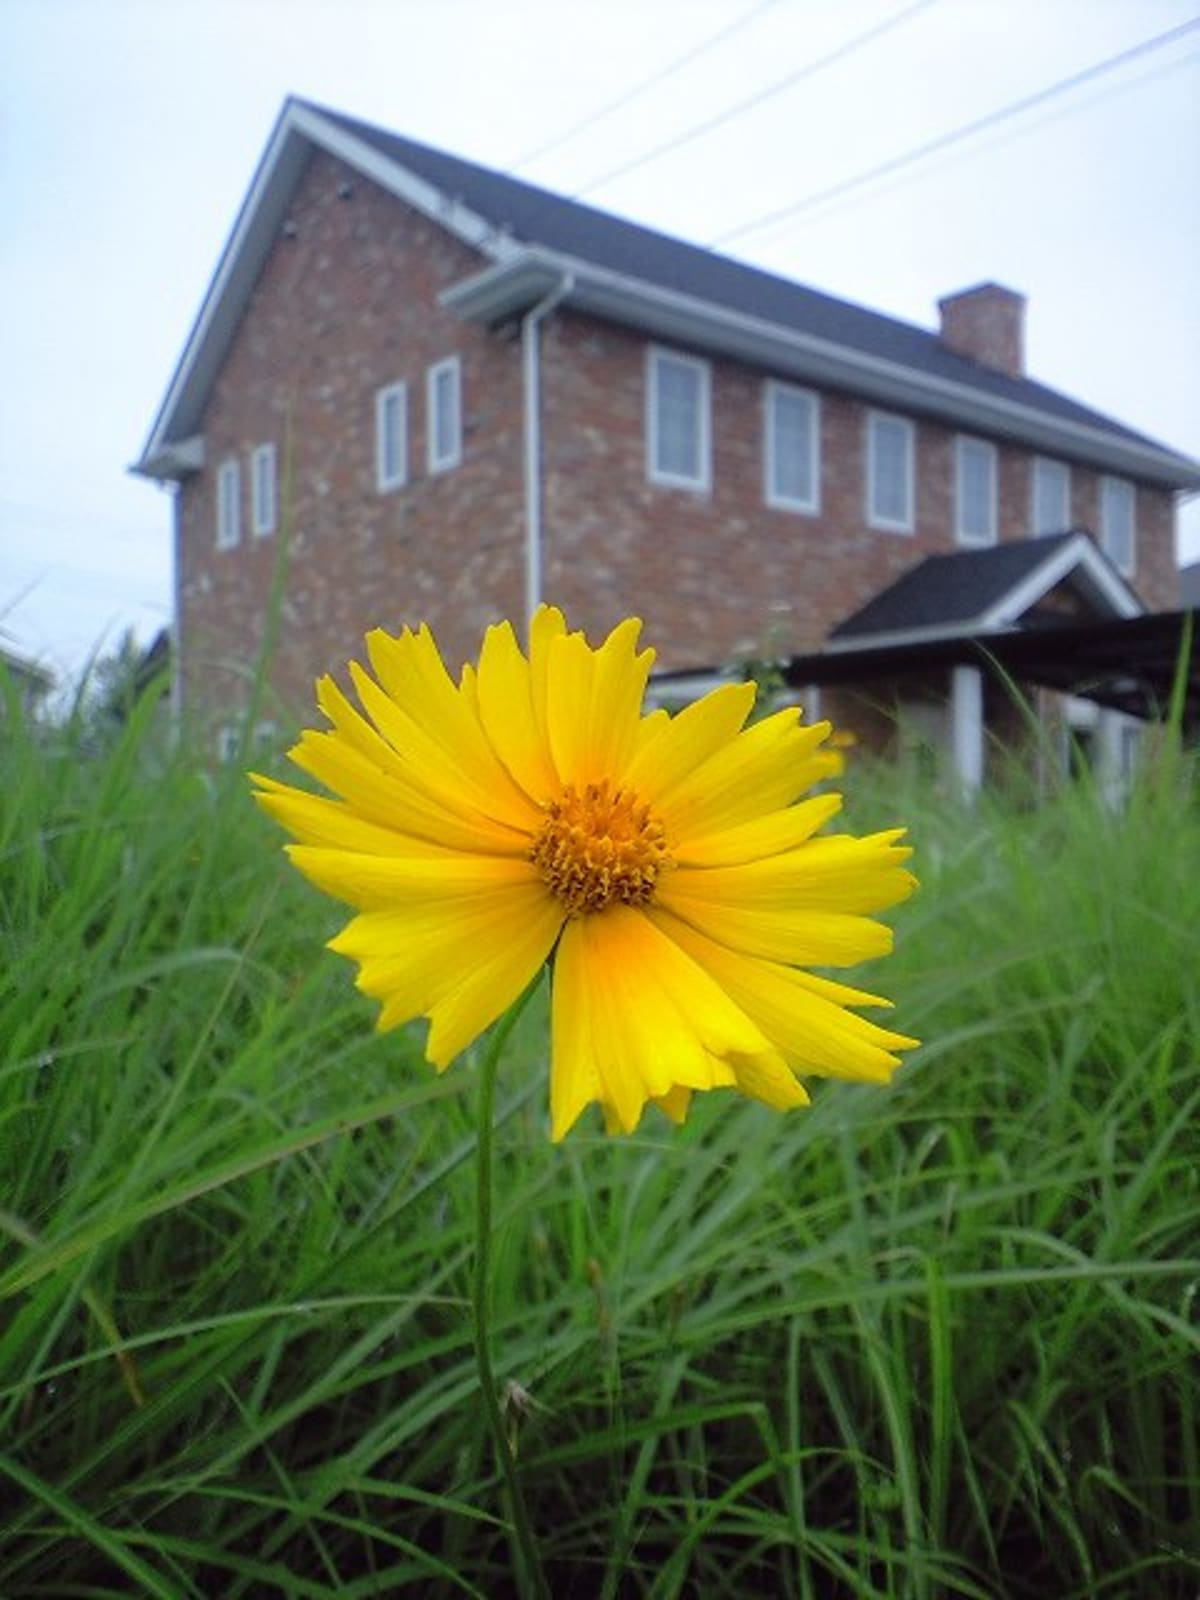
[{"left": 783, "top": 608, "right": 1199, "bottom": 726}]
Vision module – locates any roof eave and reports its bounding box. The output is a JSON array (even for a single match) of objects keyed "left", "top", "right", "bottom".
[
  {"left": 444, "top": 252, "right": 1200, "bottom": 490},
  {"left": 130, "top": 435, "right": 206, "bottom": 483}
]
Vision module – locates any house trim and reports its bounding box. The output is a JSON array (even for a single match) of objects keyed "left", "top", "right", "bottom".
[
  {"left": 1030, "top": 454, "right": 1070, "bottom": 537},
  {"left": 215, "top": 458, "right": 240, "bottom": 549},
  {"left": 954, "top": 434, "right": 997, "bottom": 547},
  {"left": 375, "top": 382, "right": 408, "bottom": 492},
  {"left": 250, "top": 442, "right": 277, "bottom": 536},
  {"left": 1099, "top": 473, "right": 1137, "bottom": 579},
  {"left": 764, "top": 380, "right": 820, "bottom": 515},
  {"left": 427, "top": 356, "right": 463, "bottom": 474},
  {"left": 646, "top": 345, "right": 712, "bottom": 493},
  {"left": 866, "top": 410, "right": 915, "bottom": 534}
]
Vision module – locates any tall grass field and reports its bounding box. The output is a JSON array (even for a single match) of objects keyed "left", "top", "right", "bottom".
[{"left": 2, "top": 680, "right": 1197, "bottom": 1598}]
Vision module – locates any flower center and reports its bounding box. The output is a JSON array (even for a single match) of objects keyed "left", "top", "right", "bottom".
[{"left": 530, "top": 779, "right": 670, "bottom": 916}]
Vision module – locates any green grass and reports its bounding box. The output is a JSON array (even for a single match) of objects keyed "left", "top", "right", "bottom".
[{"left": 1, "top": 681, "right": 1198, "bottom": 1598}]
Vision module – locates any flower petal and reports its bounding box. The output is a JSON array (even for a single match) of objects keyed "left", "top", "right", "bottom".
[
  {"left": 549, "top": 906, "right": 801, "bottom": 1140},
  {"left": 473, "top": 620, "right": 560, "bottom": 801},
  {"left": 655, "top": 709, "right": 843, "bottom": 844},
  {"left": 288, "top": 729, "right": 528, "bottom": 856},
  {"left": 252, "top": 774, "right": 442, "bottom": 855},
  {"left": 544, "top": 618, "right": 654, "bottom": 788},
  {"left": 668, "top": 830, "right": 917, "bottom": 917},
  {"left": 674, "top": 792, "right": 843, "bottom": 867},
  {"left": 355, "top": 629, "right": 539, "bottom": 833},
  {"left": 622, "top": 681, "right": 756, "bottom": 802},
  {"left": 285, "top": 846, "right": 540, "bottom": 911},
  {"left": 651, "top": 908, "right": 918, "bottom": 1082},
  {"left": 656, "top": 878, "right": 897, "bottom": 968},
  {"left": 330, "top": 881, "right": 564, "bottom": 1068}
]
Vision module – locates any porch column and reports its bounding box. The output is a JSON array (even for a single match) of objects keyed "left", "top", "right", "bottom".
[
  {"left": 1096, "top": 708, "right": 1133, "bottom": 809},
  {"left": 951, "top": 665, "right": 984, "bottom": 795}
]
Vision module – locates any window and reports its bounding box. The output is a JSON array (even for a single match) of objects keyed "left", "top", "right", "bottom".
[
  {"left": 647, "top": 347, "right": 711, "bottom": 491},
  {"left": 1100, "top": 475, "right": 1136, "bottom": 575},
  {"left": 251, "top": 443, "right": 277, "bottom": 537},
  {"left": 215, "top": 724, "right": 240, "bottom": 763},
  {"left": 765, "top": 382, "right": 819, "bottom": 513},
  {"left": 427, "top": 357, "right": 462, "bottom": 473},
  {"left": 955, "top": 435, "right": 997, "bottom": 546},
  {"left": 866, "top": 411, "right": 914, "bottom": 532},
  {"left": 376, "top": 383, "right": 408, "bottom": 491},
  {"left": 216, "top": 459, "right": 240, "bottom": 549},
  {"left": 1031, "top": 456, "right": 1070, "bottom": 537}
]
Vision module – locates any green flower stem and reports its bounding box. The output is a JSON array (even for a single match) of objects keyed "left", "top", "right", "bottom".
[{"left": 473, "top": 979, "right": 551, "bottom": 1600}]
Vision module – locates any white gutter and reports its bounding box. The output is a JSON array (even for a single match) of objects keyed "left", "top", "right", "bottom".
[
  {"left": 522, "top": 272, "right": 574, "bottom": 630},
  {"left": 446, "top": 251, "right": 1200, "bottom": 492}
]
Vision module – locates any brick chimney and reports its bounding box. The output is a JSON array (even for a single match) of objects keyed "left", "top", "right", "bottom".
[{"left": 937, "top": 282, "right": 1026, "bottom": 377}]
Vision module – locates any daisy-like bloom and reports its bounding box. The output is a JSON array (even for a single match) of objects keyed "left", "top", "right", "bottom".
[{"left": 253, "top": 607, "right": 917, "bottom": 1140}]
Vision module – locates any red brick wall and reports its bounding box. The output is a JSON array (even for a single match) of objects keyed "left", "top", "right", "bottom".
[
  {"left": 176, "top": 155, "right": 1179, "bottom": 736},
  {"left": 536, "top": 313, "right": 1178, "bottom": 668},
  {"left": 178, "top": 150, "right": 526, "bottom": 730}
]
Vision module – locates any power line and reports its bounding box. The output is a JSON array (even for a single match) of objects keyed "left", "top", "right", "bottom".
[
  {"left": 509, "top": 0, "right": 783, "bottom": 170},
  {"left": 711, "top": 13, "right": 1200, "bottom": 247},
  {"left": 570, "top": 0, "right": 941, "bottom": 198},
  {"left": 747, "top": 44, "right": 1200, "bottom": 247}
]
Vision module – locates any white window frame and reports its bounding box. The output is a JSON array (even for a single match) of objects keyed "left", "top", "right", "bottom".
[
  {"left": 216, "top": 458, "right": 240, "bottom": 550},
  {"left": 250, "top": 443, "right": 277, "bottom": 537},
  {"left": 646, "top": 345, "right": 711, "bottom": 492},
  {"left": 764, "top": 380, "right": 820, "bottom": 514},
  {"left": 1100, "top": 475, "right": 1136, "bottom": 576},
  {"left": 1030, "top": 456, "right": 1070, "bottom": 538},
  {"left": 866, "top": 410, "right": 915, "bottom": 534},
  {"left": 955, "top": 434, "right": 998, "bottom": 547},
  {"left": 375, "top": 382, "right": 408, "bottom": 492},
  {"left": 427, "top": 357, "right": 462, "bottom": 474}
]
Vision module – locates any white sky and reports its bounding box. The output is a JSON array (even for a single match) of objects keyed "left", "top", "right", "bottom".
[{"left": 3, "top": 0, "right": 1198, "bottom": 686}]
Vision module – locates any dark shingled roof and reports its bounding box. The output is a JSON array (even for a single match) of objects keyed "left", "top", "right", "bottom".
[
  {"left": 830, "top": 532, "right": 1082, "bottom": 638},
  {"left": 310, "top": 101, "right": 1172, "bottom": 457},
  {"left": 786, "top": 609, "right": 1199, "bottom": 727}
]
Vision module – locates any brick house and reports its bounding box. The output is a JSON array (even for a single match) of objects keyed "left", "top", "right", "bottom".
[{"left": 134, "top": 97, "right": 1200, "bottom": 781}]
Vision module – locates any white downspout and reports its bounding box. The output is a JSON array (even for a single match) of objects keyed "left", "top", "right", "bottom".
[{"left": 522, "top": 273, "right": 574, "bottom": 631}]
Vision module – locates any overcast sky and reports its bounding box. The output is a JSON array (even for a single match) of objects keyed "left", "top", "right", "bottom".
[{"left": 3, "top": 0, "right": 1198, "bottom": 685}]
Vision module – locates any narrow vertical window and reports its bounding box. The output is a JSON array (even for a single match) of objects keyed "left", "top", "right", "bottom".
[
  {"left": 765, "top": 381, "right": 819, "bottom": 513},
  {"left": 955, "top": 435, "right": 997, "bottom": 546},
  {"left": 867, "top": 412, "right": 914, "bottom": 532},
  {"left": 376, "top": 383, "right": 408, "bottom": 491},
  {"left": 216, "top": 459, "right": 240, "bottom": 549},
  {"left": 1100, "top": 476, "right": 1136, "bottom": 575},
  {"left": 427, "top": 357, "right": 462, "bottom": 474},
  {"left": 251, "top": 443, "right": 277, "bottom": 537},
  {"left": 647, "top": 347, "right": 711, "bottom": 490},
  {"left": 1031, "top": 456, "right": 1070, "bottom": 536}
]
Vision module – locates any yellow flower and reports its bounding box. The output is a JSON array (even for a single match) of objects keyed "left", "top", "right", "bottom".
[{"left": 252, "top": 607, "right": 917, "bottom": 1140}]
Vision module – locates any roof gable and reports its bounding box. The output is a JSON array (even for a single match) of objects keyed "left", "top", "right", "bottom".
[{"left": 829, "top": 530, "right": 1142, "bottom": 650}]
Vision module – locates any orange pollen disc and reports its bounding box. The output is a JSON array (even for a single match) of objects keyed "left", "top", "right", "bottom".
[{"left": 530, "top": 779, "right": 671, "bottom": 916}]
